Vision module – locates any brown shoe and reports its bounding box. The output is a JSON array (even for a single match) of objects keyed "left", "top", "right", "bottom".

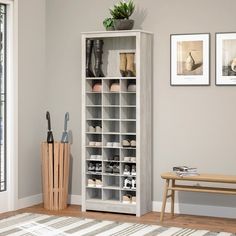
[
  {"left": 126, "top": 53, "right": 136, "bottom": 77},
  {"left": 120, "top": 53, "right": 127, "bottom": 77}
]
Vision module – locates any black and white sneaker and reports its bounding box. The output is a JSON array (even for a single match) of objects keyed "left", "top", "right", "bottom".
[
  {"left": 123, "top": 177, "right": 132, "bottom": 189},
  {"left": 88, "top": 163, "right": 95, "bottom": 172},
  {"left": 95, "top": 163, "right": 102, "bottom": 172},
  {"left": 131, "top": 165, "right": 136, "bottom": 176},
  {"left": 123, "top": 165, "right": 131, "bottom": 175}
]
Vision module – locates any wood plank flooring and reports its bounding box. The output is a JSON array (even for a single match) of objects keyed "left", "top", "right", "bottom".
[{"left": 0, "top": 204, "right": 236, "bottom": 233}]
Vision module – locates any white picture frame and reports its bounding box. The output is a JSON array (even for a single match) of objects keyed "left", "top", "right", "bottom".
[
  {"left": 216, "top": 32, "right": 236, "bottom": 85},
  {"left": 171, "top": 33, "right": 210, "bottom": 86}
]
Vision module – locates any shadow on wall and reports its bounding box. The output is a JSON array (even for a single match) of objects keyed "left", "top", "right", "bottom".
[{"left": 133, "top": 7, "right": 147, "bottom": 29}]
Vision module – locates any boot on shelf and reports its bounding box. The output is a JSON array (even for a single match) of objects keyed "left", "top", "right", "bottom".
[
  {"left": 94, "top": 39, "right": 105, "bottom": 77},
  {"left": 86, "top": 39, "right": 95, "bottom": 77},
  {"left": 126, "top": 52, "right": 136, "bottom": 77},
  {"left": 119, "top": 53, "right": 127, "bottom": 77}
]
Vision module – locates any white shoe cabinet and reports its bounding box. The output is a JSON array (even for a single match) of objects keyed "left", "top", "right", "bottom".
[{"left": 81, "top": 30, "right": 153, "bottom": 216}]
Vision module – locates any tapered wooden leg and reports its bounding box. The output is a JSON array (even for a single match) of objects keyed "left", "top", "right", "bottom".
[
  {"left": 171, "top": 180, "right": 175, "bottom": 217},
  {"left": 160, "top": 179, "right": 169, "bottom": 222}
]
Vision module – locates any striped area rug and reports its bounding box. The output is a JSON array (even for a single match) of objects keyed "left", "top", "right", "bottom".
[{"left": 0, "top": 213, "right": 234, "bottom": 236}]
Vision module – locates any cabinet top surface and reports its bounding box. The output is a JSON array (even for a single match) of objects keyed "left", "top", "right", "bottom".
[{"left": 81, "top": 29, "right": 153, "bottom": 36}]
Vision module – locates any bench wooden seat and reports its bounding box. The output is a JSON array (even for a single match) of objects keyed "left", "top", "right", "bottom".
[{"left": 160, "top": 172, "right": 236, "bottom": 221}]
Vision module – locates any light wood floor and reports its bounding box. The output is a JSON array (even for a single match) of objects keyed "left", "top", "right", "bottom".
[{"left": 0, "top": 204, "right": 236, "bottom": 233}]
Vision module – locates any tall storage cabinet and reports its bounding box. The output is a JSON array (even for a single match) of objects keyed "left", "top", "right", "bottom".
[{"left": 81, "top": 30, "right": 153, "bottom": 216}]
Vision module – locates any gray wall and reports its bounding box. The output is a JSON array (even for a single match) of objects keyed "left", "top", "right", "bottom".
[
  {"left": 19, "top": 0, "right": 236, "bottom": 208},
  {"left": 18, "top": 0, "right": 46, "bottom": 198}
]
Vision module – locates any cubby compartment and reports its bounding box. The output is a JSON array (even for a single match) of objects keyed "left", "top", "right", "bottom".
[
  {"left": 86, "top": 79, "right": 102, "bottom": 93},
  {"left": 121, "top": 190, "right": 136, "bottom": 204},
  {"left": 86, "top": 161, "right": 102, "bottom": 174},
  {"left": 86, "top": 120, "right": 102, "bottom": 133},
  {"left": 104, "top": 161, "right": 120, "bottom": 175},
  {"left": 103, "top": 107, "right": 120, "bottom": 119},
  {"left": 101, "top": 37, "right": 136, "bottom": 77},
  {"left": 103, "top": 120, "right": 120, "bottom": 133},
  {"left": 103, "top": 189, "right": 120, "bottom": 202},
  {"left": 120, "top": 148, "right": 136, "bottom": 162},
  {"left": 121, "top": 107, "right": 136, "bottom": 120},
  {"left": 103, "top": 134, "right": 120, "bottom": 147},
  {"left": 86, "top": 147, "right": 102, "bottom": 160},
  {"left": 121, "top": 163, "right": 136, "bottom": 175},
  {"left": 121, "top": 121, "right": 136, "bottom": 134},
  {"left": 86, "top": 93, "right": 102, "bottom": 106},
  {"left": 103, "top": 176, "right": 120, "bottom": 189},
  {"left": 103, "top": 93, "right": 120, "bottom": 106},
  {"left": 86, "top": 107, "right": 102, "bottom": 119},
  {"left": 103, "top": 148, "right": 119, "bottom": 161},
  {"left": 86, "top": 134, "right": 102, "bottom": 147},
  {"left": 121, "top": 79, "right": 136, "bottom": 93},
  {"left": 121, "top": 93, "right": 136, "bottom": 106},
  {"left": 87, "top": 188, "right": 102, "bottom": 201},
  {"left": 103, "top": 79, "right": 120, "bottom": 93}
]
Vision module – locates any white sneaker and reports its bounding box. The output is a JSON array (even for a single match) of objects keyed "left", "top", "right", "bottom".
[
  {"left": 130, "top": 157, "right": 136, "bottom": 162},
  {"left": 123, "top": 156, "right": 131, "bottom": 162},
  {"left": 122, "top": 195, "right": 131, "bottom": 204},
  {"left": 131, "top": 196, "right": 136, "bottom": 204},
  {"left": 95, "top": 179, "right": 102, "bottom": 187},
  {"left": 87, "top": 178, "right": 96, "bottom": 187},
  {"left": 131, "top": 178, "right": 136, "bottom": 190}
]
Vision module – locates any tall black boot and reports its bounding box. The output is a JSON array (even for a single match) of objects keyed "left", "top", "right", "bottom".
[
  {"left": 94, "top": 39, "right": 105, "bottom": 77},
  {"left": 86, "top": 39, "right": 95, "bottom": 77}
]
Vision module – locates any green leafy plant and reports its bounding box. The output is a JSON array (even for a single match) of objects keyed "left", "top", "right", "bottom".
[
  {"left": 103, "top": 18, "right": 114, "bottom": 29},
  {"left": 109, "top": 0, "right": 135, "bottom": 20}
]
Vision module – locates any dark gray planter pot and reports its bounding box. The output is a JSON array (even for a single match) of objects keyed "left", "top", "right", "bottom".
[{"left": 114, "top": 19, "right": 134, "bottom": 30}]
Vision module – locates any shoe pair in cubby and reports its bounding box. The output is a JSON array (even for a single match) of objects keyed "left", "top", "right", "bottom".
[
  {"left": 88, "top": 162, "right": 102, "bottom": 173},
  {"left": 122, "top": 194, "right": 136, "bottom": 204},
  {"left": 123, "top": 164, "right": 136, "bottom": 176},
  {"left": 88, "top": 125, "right": 102, "bottom": 133},
  {"left": 123, "top": 156, "right": 136, "bottom": 162},
  {"left": 122, "top": 139, "right": 136, "bottom": 148},
  {"left": 88, "top": 141, "right": 102, "bottom": 147},
  {"left": 89, "top": 155, "right": 102, "bottom": 160},
  {"left": 123, "top": 177, "right": 136, "bottom": 190},
  {"left": 104, "top": 162, "right": 120, "bottom": 174},
  {"left": 87, "top": 178, "right": 102, "bottom": 188}
]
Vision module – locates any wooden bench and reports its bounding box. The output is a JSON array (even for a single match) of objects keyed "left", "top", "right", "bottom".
[{"left": 160, "top": 172, "right": 236, "bottom": 221}]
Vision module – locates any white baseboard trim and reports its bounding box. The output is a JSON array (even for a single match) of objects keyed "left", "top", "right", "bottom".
[
  {"left": 152, "top": 201, "right": 236, "bottom": 219},
  {"left": 17, "top": 194, "right": 81, "bottom": 210},
  {"left": 17, "top": 194, "right": 236, "bottom": 219},
  {"left": 18, "top": 194, "right": 42, "bottom": 209},
  {"left": 68, "top": 194, "right": 82, "bottom": 205}
]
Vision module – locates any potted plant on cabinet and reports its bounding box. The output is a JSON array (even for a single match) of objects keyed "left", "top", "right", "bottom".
[{"left": 109, "top": 0, "right": 135, "bottom": 30}]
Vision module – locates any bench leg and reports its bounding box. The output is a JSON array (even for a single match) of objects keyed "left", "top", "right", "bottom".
[
  {"left": 160, "top": 179, "right": 169, "bottom": 222},
  {"left": 171, "top": 180, "right": 175, "bottom": 217}
]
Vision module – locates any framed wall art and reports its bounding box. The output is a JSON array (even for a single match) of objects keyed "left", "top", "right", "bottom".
[
  {"left": 216, "top": 32, "right": 236, "bottom": 85},
  {"left": 170, "top": 33, "right": 210, "bottom": 86}
]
